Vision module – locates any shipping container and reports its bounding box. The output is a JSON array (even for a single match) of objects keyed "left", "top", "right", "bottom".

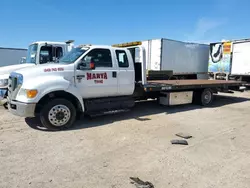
[
  {"left": 0, "top": 47, "right": 27, "bottom": 67},
  {"left": 137, "top": 38, "right": 210, "bottom": 79}
]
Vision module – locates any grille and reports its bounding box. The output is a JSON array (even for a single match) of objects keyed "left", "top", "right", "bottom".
[
  {"left": 9, "top": 76, "right": 17, "bottom": 91},
  {"left": 8, "top": 75, "right": 12, "bottom": 97},
  {"left": 8, "top": 73, "right": 22, "bottom": 100}
]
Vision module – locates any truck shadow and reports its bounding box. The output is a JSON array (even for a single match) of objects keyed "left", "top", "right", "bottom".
[{"left": 25, "top": 94, "right": 250, "bottom": 131}]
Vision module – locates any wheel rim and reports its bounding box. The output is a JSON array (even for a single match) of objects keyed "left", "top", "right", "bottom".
[
  {"left": 203, "top": 90, "right": 212, "bottom": 104},
  {"left": 48, "top": 105, "right": 71, "bottom": 126}
]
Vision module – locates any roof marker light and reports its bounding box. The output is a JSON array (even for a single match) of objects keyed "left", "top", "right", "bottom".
[{"left": 112, "top": 41, "right": 142, "bottom": 47}]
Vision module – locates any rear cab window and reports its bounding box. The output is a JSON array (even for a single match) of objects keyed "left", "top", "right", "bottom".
[{"left": 115, "top": 50, "right": 129, "bottom": 68}]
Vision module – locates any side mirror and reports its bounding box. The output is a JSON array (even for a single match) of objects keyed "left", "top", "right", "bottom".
[
  {"left": 19, "top": 57, "right": 26, "bottom": 64},
  {"left": 78, "top": 59, "right": 95, "bottom": 70}
]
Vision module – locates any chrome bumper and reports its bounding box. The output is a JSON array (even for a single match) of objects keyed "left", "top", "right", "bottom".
[{"left": 8, "top": 99, "right": 36, "bottom": 117}]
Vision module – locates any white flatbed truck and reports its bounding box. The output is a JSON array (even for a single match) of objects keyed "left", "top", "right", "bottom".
[{"left": 7, "top": 42, "right": 245, "bottom": 131}]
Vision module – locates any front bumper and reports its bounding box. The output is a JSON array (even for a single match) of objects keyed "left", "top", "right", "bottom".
[{"left": 8, "top": 98, "right": 36, "bottom": 117}]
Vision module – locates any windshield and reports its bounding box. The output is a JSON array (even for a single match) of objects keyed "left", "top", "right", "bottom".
[
  {"left": 59, "top": 47, "right": 89, "bottom": 64},
  {"left": 26, "top": 44, "right": 38, "bottom": 64}
]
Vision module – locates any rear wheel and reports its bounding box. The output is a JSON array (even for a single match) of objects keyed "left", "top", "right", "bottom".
[
  {"left": 40, "top": 98, "right": 76, "bottom": 131},
  {"left": 193, "top": 88, "right": 214, "bottom": 106},
  {"left": 201, "top": 88, "right": 214, "bottom": 106}
]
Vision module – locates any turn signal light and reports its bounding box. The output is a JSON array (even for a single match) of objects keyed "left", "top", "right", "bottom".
[{"left": 26, "top": 89, "right": 38, "bottom": 98}]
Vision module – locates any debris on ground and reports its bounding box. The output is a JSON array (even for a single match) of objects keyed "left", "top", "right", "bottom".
[
  {"left": 175, "top": 132, "right": 192, "bottom": 139},
  {"left": 130, "top": 177, "right": 154, "bottom": 188},
  {"left": 171, "top": 139, "right": 188, "bottom": 145}
]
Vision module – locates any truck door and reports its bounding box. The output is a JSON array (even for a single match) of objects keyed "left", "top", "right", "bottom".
[
  {"left": 115, "top": 49, "right": 135, "bottom": 95},
  {"left": 75, "top": 48, "right": 118, "bottom": 98}
]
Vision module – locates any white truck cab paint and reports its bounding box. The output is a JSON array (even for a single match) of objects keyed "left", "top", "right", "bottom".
[
  {"left": 0, "top": 40, "right": 74, "bottom": 106},
  {"left": 7, "top": 44, "right": 137, "bottom": 130}
]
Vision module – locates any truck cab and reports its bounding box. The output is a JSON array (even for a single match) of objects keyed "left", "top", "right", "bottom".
[
  {"left": 7, "top": 43, "right": 143, "bottom": 130},
  {"left": 26, "top": 40, "right": 74, "bottom": 65},
  {"left": 0, "top": 40, "right": 74, "bottom": 107}
]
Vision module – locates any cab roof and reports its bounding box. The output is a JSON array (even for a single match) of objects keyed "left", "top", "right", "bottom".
[
  {"left": 78, "top": 44, "right": 129, "bottom": 50},
  {"left": 30, "top": 41, "right": 69, "bottom": 45}
]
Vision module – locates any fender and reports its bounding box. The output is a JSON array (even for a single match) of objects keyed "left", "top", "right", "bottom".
[{"left": 16, "top": 75, "right": 85, "bottom": 112}]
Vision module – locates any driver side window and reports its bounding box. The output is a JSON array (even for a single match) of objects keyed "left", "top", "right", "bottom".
[
  {"left": 82, "top": 49, "right": 112, "bottom": 67},
  {"left": 40, "top": 46, "right": 52, "bottom": 64}
]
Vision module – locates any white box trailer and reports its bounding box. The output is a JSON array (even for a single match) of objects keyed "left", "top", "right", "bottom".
[
  {"left": 208, "top": 39, "right": 250, "bottom": 84},
  {"left": 137, "top": 38, "right": 210, "bottom": 79},
  {"left": 0, "top": 47, "right": 27, "bottom": 67},
  {"left": 231, "top": 40, "right": 250, "bottom": 76}
]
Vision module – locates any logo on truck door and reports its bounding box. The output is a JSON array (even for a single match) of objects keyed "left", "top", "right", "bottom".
[{"left": 86, "top": 72, "right": 107, "bottom": 84}]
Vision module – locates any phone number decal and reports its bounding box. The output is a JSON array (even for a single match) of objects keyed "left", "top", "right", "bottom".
[{"left": 44, "top": 67, "right": 64, "bottom": 72}]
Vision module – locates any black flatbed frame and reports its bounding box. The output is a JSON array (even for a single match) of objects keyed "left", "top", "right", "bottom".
[{"left": 143, "top": 79, "right": 244, "bottom": 92}]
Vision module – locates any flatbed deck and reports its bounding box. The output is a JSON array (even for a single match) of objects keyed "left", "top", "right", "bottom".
[{"left": 144, "top": 79, "right": 244, "bottom": 92}]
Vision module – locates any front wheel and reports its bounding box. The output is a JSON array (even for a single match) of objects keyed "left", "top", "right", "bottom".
[{"left": 40, "top": 98, "right": 77, "bottom": 131}]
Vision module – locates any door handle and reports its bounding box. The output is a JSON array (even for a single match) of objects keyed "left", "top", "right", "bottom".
[
  {"left": 76, "top": 75, "right": 85, "bottom": 79},
  {"left": 112, "top": 71, "right": 117, "bottom": 78}
]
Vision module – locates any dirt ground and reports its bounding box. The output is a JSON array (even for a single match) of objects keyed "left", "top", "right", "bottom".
[{"left": 1, "top": 91, "right": 250, "bottom": 188}]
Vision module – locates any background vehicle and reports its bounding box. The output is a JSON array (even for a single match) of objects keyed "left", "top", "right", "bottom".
[
  {"left": 0, "top": 40, "right": 74, "bottom": 107},
  {"left": 0, "top": 47, "right": 27, "bottom": 67},
  {"left": 7, "top": 42, "right": 244, "bottom": 131},
  {"left": 208, "top": 38, "right": 250, "bottom": 86},
  {"left": 132, "top": 38, "right": 210, "bottom": 79},
  {"left": 19, "top": 57, "right": 26, "bottom": 64}
]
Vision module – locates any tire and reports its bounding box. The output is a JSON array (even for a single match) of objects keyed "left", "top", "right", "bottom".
[
  {"left": 40, "top": 98, "right": 77, "bottom": 131},
  {"left": 200, "top": 88, "right": 214, "bottom": 106},
  {"left": 3, "top": 102, "right": 8, "bottom": 109},
  {"left": 193, "top": 88, "right": 214, "bottom": 106}
]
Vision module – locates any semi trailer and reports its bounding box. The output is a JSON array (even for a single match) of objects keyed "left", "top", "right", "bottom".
[{"left": 7, "top": 41, "right": 244, "bottom": 131}]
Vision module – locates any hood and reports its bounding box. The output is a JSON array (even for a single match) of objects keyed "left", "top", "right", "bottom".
[{"left": 0, "top": 63, "right": 35, "bottom": 75}]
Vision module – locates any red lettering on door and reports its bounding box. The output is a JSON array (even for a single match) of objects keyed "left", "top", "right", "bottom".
[
  {"left": 86, "top": 72, "right": 108, "bottom": 80},
  {"left": 103, "top": 73, "right": 107, "bottom": 79},
  {"left": 86, "top": 73, "right": 92, "bottom": 80}
]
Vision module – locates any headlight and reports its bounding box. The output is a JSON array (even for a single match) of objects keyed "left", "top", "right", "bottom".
[
  {"left": 18, "top": 88, "right": 38, "bottom": 98},
  {"left": 0, "top": 79, "right": 9, "bottom": 87}
]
